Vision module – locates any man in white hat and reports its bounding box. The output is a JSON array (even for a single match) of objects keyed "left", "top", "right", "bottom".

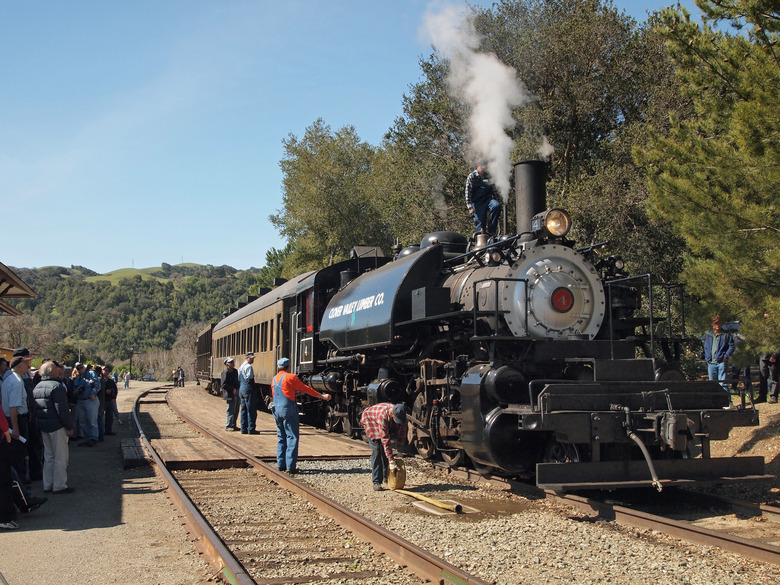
[
  {"left": 238, "top": 353, "right": 257, "bottom": 434},
  {"left": 2, "top": 352, "right": 32, "bottom": 479}
]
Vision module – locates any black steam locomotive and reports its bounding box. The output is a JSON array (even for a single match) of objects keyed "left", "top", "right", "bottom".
[{"left": 196, "top": 161, "right": 763, "bottom": 491}]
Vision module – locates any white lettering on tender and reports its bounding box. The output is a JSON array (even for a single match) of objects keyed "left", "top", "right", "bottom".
[{"left": 327, "top": 292, "right": 385, "bottom": 320}]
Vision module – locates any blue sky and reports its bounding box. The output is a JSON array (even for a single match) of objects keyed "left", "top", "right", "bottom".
[{"left": 2, "top": 1, "right": 685, "bottom": 273}]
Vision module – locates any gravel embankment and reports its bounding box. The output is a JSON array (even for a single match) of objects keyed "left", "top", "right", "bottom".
[{"left": 294, "top": 458, "right": 780, "bottom": 585}]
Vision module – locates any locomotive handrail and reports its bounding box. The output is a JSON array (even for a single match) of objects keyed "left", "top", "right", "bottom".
[
  {"left": 604, "top": 274, "right": 654, "bottom": 360},
  {"left": 529, "top": 378, "right": 581, "bottom": 414},
  {"left": 603, "top": 275, "right": 689, "bottom": 364},
  {"left": 444, "top": 233, "right": 522, "bottom": 267}
]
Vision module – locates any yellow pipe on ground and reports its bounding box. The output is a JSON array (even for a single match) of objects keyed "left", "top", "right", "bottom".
[{"left": 393, "top": 489, "right": 463, "bottom": 514}]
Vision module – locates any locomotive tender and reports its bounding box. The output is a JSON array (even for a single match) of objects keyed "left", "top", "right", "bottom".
[{"left": 197, "top": 161, "right": 764, "bottom": 491}]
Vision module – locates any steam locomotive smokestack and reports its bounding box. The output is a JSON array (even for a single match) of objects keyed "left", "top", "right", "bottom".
[{"left": 514, "top": 160, "right": 547, "bottom": 241}]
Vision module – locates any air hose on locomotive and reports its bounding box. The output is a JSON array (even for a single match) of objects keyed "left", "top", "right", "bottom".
[{"left": 618, "top": 405, "right": 663, "bottom": 492}]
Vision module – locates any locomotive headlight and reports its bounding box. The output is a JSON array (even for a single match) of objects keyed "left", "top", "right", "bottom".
[{"left": 531, "top": 208, "right": 571, "bottom": 238}]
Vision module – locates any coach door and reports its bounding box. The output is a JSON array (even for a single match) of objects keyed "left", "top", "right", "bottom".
[
  {"left": 299, "top": 289, "right": 315, "bottom": 369},
  {"left": 289, "top": 307, "right": 300, "bottom": 370}
]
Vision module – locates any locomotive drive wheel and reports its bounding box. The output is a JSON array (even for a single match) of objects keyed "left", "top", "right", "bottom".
[
  {"left": 412, "top": 394, "right": 434, "bottom": 459},
  {"left": 342, "top": 415, "right": 354, "bottom": 438},
  {"left": 324, "top": 405, "right": 342, "bottom": 433},
  {"left": 543, "top": 439, "right": 581, "bottom": 464},
  {"left": 440, "top": 448, "right": 466, "bottom": 468},
  {"left": 414, "top": 435, "right": 434, "bottom": 459},
  {"left": 470, "top": 459, "right": 496, "bottom": 476},
  {"left": 343, "top": 404, "right": 365, "bottom": 439}
]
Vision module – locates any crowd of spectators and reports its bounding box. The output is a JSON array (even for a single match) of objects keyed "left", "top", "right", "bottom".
[{"left": 0, "top": 348, "right": 126, "bottom": 530}]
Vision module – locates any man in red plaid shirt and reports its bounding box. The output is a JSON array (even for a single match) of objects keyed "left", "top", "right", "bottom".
[{"left": 360, "top": 402, "right": 408, "bottom": 491}]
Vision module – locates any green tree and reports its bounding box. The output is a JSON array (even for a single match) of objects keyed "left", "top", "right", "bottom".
[
  {"left": 474, "top": 0, "right": 644, "bottom": 187},
  {"left": 252, "top": 244, "right": 293, "bottom": 292},
  {"left": 636, "top": 1, "right": 780, "bottom": 349},
  {"left": 271, "top": 119, "right": 391, "bottom": 272},
  {"left": 464, "top": 0, "right": 687, "bottom": 275}
]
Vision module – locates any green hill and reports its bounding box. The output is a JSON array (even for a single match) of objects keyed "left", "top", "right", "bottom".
[{"left": 8, "top": 263, "right": 261, "bottom": 363}]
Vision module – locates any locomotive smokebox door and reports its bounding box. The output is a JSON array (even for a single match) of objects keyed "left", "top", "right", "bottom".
[{"left": 412, "top": 287, "right": 450, "bottom": 321}]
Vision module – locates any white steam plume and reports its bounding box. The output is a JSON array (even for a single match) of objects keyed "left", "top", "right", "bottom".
[
  {"left": 537, "top": 135, "right": 555, "bottom": 160},
  {"left": 422, "top": 3, "right": 531, "bottom": 202}
]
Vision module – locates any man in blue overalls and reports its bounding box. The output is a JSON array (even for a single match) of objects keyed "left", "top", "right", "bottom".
[
  {"left": 272, "top": 358, "right": 331, "bottom": 473},
  {"left": 238, "top": 353, "right": 257, "bottom": 434}
]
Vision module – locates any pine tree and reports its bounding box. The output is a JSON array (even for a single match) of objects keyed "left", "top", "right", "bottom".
[{"left": 636, "top": 0, "right": 780, "bottom": 350}]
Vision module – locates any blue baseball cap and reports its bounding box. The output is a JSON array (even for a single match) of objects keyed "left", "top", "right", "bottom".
[
  {"left": 392, "top": 403, "right": 407, "bottom": 424},
  {"left": 277, "top": 357, "right": 290, "bottom": 368}
]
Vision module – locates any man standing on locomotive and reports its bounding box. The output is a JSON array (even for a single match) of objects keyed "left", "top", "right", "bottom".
[
  {"left": 465, "top": 161, "right": 501, "bottom": 236},
  {"left": 238, "top": 353, "right": 258, "bottom": 434},
  {"left": 221, "top": 358, "right": 239, "bottom": 431},
  {"left": 271, "top": 358, "right": 331, "bottom": 474},
  {"left": 704, "top": 316, "right": 735, "bottom": 393},
  {"left": 360, "top": 403, "right": 408, "bottom": 491}
]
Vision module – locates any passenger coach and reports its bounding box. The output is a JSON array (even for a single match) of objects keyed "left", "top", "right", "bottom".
[{"left": 195, "top": 251, "right": 389, "bottom": 416}]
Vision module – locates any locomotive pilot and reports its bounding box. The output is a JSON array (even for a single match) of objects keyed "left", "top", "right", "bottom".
[
  {"left": 272, "top": 358, "right": 330, "bottom": 474},
  {"left": 360, "top": 403, "right": 408, "bottom": 491}
]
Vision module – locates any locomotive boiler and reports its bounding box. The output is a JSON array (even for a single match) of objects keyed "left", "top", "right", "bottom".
[{"left": 198, "top": 160, "right": 764, "bottom": 491}]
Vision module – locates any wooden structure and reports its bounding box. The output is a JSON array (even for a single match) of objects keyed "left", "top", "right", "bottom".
[{"left": 0, "top": 261, "right": 37, "bottom": 316}]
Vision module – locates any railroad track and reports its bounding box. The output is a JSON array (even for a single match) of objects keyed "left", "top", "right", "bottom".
[
  {"left": 132, "top": 388, "right": 489, "bottom": 585},
  {"left": 430, "top": 461, "right": 780, "bottom": 566}
]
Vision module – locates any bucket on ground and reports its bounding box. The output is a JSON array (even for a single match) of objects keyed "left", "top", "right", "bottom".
[{"left": 388, "top": 458, "right": 406, "bottom": 490}]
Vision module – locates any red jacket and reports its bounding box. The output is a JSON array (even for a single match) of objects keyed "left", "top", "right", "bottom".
[
  {"left": 0, "top": 396, "right": 8, "bottom": 433},
  {"left": 272, "top": 370, "right": 319, "bottom": 402}
]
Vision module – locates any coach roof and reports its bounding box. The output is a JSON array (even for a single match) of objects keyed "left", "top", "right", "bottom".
[{"left": 213, "top": 270, "right": 316, "bottom": 333}]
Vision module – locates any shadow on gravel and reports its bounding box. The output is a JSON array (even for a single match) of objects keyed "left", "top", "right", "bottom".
[{"left": 14, "top": 425, "right": 156, "bottom": 533}]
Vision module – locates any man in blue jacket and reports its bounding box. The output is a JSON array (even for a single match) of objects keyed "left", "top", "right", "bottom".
[{"left": 704, "top": 316, "right": 735, "bottom": 393}]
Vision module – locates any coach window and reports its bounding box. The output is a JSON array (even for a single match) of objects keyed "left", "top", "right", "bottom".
[
  {"left": 270, "top": 318, "right": 274, "bottom": 349},
  {"left": 253, "top": 324, "right": 260, "bottom": 352},
  {"left": 248, "top": 327, "right": 253, "bottom": 353}
]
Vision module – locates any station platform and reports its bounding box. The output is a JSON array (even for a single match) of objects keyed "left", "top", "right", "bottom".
[{"left": 0, "top": 382, "right": 214, "bottom": 585}]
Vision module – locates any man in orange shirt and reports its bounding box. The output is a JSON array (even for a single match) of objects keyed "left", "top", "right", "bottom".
[{"left": 272, "top": 358, "right": 331, "bottom": 473}]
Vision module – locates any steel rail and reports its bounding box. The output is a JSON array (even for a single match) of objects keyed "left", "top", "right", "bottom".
[
  {"left": 430, "top": 461, "right": 780, "bottom": 566},
  {"left": 553, "top": 492, "right": 780, "bottom": 566},
  {"left": 168, "top": 395, "right": 490, "bottom": 585},
  {"left": 132, "top": 388, "right": 255, "bottom": 585}
]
